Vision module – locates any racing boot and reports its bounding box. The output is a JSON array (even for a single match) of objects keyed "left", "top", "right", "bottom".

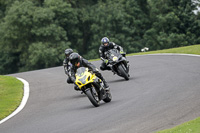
[
  {"left": 74, "top": 84, "right": 80, "bottom": 91},
  {"left": 102, "top": 79, "right": 110, "bottom": 91},
  {"left": 106, "top": 66, "right": 112, "bottom": 70},
  {"left": 95, "top": 72, "right": 110, "bottom": 91},
  {"left": 67, "top": 77, "right": 73, "bottom": 84}
]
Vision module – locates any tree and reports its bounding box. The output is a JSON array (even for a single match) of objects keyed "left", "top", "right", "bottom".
[
  {"left": 0, "top": 0, "right": 72, "bottom": 74},
  {"left": 1, "top": 0, "right": 200, "bottom": 74},
  {"left": 144, "top": 0, "right": 199, "bottom": 50}
]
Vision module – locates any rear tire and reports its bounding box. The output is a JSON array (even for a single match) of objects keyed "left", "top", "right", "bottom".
[
  {"left": 118, "top": 64, "right": 129, "bottom": 80},
  {"left": 103, "top": 92, "right": 112, "bottom": 103},
  {"left": 85, "top": 88, "right": 100, "bottom": 107}
]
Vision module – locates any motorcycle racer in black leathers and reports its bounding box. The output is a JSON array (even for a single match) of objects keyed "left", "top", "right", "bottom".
[
  {"left": 99, "top": 37, "right": 125, "bottom": 71},
  {"left": 69, "top": 53, "right": 110, "bottom": 90},
  {"left": 63, "top": 48, "right": 74, "bottom": 84}
]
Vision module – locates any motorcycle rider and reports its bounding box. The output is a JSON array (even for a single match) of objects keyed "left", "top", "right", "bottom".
[
  {"left": 99, "top": 37, "right": 125, "bottom": 71},
  {"left": 69, "top": 53, "right": 110, "bottom": 91},
  {"left": 63, "top": 48, "right": 74, "bottom": 84}
]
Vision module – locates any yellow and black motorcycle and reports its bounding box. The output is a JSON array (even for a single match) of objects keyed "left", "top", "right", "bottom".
[{"left": 75, "top": 67, "right": 112, "bottom": 107}]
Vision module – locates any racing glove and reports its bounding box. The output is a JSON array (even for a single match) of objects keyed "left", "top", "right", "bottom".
[
  {"left": 104, "top": 59, "right": 109, "bottom": 64},
  {"left": 120, "top": 51, "right": 124, "bottom": 54}
]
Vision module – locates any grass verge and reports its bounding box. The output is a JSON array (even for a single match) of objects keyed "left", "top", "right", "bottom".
[
  {"left": 156, "top": 117, "right": 200, "bottom": 133},
  {"left": 128, "top": 44, "right": 200, "bottom": 56},
  {"left": 0, "top": 75, "right": 23, "bottom": 120}
]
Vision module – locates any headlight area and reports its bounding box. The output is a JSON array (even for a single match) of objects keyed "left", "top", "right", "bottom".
[{"left": 113, "top": 56, "right": 118, "bottom": 61}]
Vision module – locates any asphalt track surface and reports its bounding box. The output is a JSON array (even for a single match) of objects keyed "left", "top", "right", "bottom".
[{"left": 1, "top": 54, "right": 200, "bottom": 133}]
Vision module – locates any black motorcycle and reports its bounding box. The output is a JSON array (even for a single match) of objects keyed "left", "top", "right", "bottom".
[{"left": 104, "top": 49, "right": 130, "bottom": 80}]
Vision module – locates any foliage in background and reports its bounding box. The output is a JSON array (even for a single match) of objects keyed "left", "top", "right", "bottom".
[
  {"left": 144, "top": 0, "right": 200, "bottom": 50},
  {"left": 0, "top": 0, "right": 200, "bottom": 74}
]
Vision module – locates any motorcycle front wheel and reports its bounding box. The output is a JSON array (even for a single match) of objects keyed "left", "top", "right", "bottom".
[
  {"left": 118, "top": 63, "right": 129, "bottom": 80},
  {"left": 85, "top": 87, "right": 100, "bottom": 107}
]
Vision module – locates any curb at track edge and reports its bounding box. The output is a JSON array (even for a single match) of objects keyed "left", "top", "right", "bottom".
[{"left": 0, "top": 77, "right": 30, "bottom": 124}]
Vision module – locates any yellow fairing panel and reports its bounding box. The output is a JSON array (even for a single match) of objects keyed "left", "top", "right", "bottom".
[{"left": 75, "top": 67, "right": 97, "bottom": 89}]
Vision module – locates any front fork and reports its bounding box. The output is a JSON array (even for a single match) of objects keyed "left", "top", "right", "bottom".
[
  {"left": 93, "top": 80, "right": 107, "bottom": 100},
  {"left": 122, "top": 58, "right": 129, "bottom": 73}
]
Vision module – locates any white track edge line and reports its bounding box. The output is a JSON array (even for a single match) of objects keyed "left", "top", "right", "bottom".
[{"left": 0, "top": 77, "right": 30, "bottom": 124}]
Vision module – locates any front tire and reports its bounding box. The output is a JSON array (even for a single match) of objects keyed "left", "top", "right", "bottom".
[
  {"left": 118, "top": 64, "right": 129, "bottom": 80},
  {"left": 85, "top": 88, "right": 100, "bottom": 107}
]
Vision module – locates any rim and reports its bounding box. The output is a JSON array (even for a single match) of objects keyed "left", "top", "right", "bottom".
[{"left": 92, "top": 87, "right": 99, "bottom": 102}]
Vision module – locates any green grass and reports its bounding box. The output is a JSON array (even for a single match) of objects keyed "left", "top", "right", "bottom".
[
  {"left": 156, "top": 117, "right": 200, "bottom": 133},
  {"left": 0, "top": 75, "right": 23, "bottom": 120},
  {"left": 128, "top": 44, "right": 200, "bottom": 56}
]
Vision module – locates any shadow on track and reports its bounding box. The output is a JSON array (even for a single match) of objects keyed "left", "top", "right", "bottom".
[
  {"left": 68, "top": 100, "right": 119, "bottom": 111},
  {"left": 107, "top": 77, "right": 134, "bottom": 83},
  {"left": 68, "top": 93, "right": 86, "bottom": 99}
]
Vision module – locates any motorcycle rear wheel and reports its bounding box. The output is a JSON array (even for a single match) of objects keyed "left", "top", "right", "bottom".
[{"left": 103, "top": 91, "right": 112, "bottom": 103}]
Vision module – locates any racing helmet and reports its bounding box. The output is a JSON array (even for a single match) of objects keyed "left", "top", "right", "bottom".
[
  {"left": 65, "top": 48, "right": 73, "bottom": 58},
  {"left": 69, "top": 53, "right": 81, "bottom": 66},
  {"left": 101, "top": 37, "right": 110, "bottom": 47}
]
